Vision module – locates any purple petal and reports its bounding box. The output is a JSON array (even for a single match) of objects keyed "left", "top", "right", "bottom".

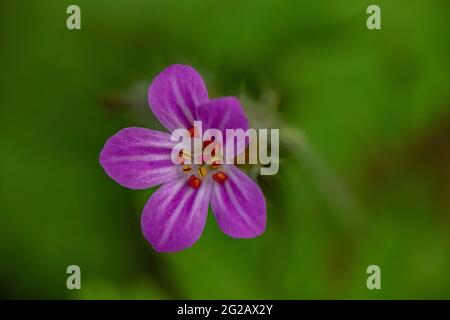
[
  {"left": 196, "top": 97, "right": 249, "bottom": 133},
  {"left": 196, "top": 97, "right": 249, "bottom": 160},
  {"left": 141, "top": 177, "right": 213, "bottom": 252},
  {"left": 211, "top": 165, "right": 266, "bottom": 238},
  {"left": 99, "top": 127, "right": 181, "bottom": 189},
  {"left": 148, "top": 64, "right": 209, "bottom": 131}
]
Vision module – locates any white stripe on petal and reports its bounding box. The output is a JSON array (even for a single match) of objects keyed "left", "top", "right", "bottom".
[
  {"left": 108, "top": 154, "right": 172, "bottom": 162},
  {"left": 171, "top": 78, "right": 195, "bottom": 125},
  {"left": 223, "top": 178, "right": 258, "bottom": 231},
  {"left": 159, "top": 186, "right": 194, "bottom": 245},
  {"left": 185, "top": 179, "right": 212, "bottom": 230}
]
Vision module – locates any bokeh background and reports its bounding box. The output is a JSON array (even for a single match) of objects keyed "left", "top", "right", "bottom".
[{"left": 1, "top": 0, "right": 449, "bottom": 299}]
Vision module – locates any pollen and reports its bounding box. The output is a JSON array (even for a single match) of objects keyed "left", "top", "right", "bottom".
[
  {"left": 187, "top": 175, "right": 201, "bottom": 189},
  {"left": 182, "top": 165, "right": 192, "bottom": 173},
  {"left": 212, "top": 171, "right": 228, "bottom": 184},
  {"left": 198, "top": 166, "right": 207, "bottom": 177}
]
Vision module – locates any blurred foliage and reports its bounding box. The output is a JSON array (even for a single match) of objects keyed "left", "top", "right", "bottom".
[{"left": 0, "top": 0, "right": 449, "bottom": 299}]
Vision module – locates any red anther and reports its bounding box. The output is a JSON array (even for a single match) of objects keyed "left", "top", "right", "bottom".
[
  {"left": 212, "top": 171, "right": 228, "bottom": 184},
  {"left": 187, "top": 175, "right": 201, "bottom": 189},
  {"left": 188, "top": 126, "right": 196, "bottom": 137}
]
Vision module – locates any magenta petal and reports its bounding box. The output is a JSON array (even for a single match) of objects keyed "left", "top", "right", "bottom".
[
  {"left": 99, "top": 127, "right": 181, "bottom": 189},
  {"left": 196, "top": 97, "right": 249, "bottom": 160},
  {"left": 148, "top": 64, "right": 209, "bottom": 131},
  {"left": 141, "top": 177, "right": 213, "bottom": 252},
  {"left": 196, "top": 97, "right": 249, "bottom": 133},
  {"left": 211, "top": 165, "right": 266, "bottom": 238}
]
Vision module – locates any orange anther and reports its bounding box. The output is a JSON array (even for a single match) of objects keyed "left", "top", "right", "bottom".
[
  {"left": 187, "top": 175, "right": 201, "bottom": 189},
  {"left": 212, "top": 171, "right": 228, "bottom": 184}
]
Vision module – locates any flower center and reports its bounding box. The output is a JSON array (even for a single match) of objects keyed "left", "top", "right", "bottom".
[{"left": 181, "top": 126, "right": 228, "bottom": 189}]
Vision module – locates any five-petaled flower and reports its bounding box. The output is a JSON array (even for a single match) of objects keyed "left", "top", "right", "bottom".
[{"left": 99, "top": 65, "right": 266, "bottom": 252}]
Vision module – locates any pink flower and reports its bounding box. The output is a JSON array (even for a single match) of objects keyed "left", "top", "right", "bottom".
[{"left": 100, "top": 65, "right": 266, "bottom": 252}]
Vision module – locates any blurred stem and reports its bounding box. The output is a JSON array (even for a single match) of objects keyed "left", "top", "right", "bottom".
[{"left": 282, "top": 125, "right": 364, "bottom": 231}]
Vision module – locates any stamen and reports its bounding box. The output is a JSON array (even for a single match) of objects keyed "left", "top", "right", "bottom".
[
  {"left": 178, "top": 149, "right": 191, "bottom": 164},
  {"left": 187, "top": 175, "right": 201, "bottom": 189},
  {"left": 198, "top": 166, "right": 207, "bottom": 177},
  {"left": 181, "top": 149, "right": 191, "bottom": 158},
  {"left": 182, "top": 165, "right": 192, "bottom": 173},
  {"left": 212, "top": 171, "right": 228, "bottom": 184}
]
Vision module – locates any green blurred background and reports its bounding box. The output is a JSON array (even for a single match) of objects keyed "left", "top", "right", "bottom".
[{"left": 1, "top": 0, "right": 449, "bottom": 299}]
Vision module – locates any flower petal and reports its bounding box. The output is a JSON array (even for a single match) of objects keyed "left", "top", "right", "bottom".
[
  {"left": 99, "top": 127, "right": 181, "bottom": 189},
  {"left": 196, "top": 97, "right": 249, "bottom": 161},
  {"left": 211, "top": 165, "right": 266, "bottom": 238},
  {"left": 148, "top": 64, "right": 209, "bottom": 131},
  {"left": 196, "top": 97, "right": 249, "bottom": 133},
  {"left": 141, "top": 177, "right": 213, "bottom": 252}
]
